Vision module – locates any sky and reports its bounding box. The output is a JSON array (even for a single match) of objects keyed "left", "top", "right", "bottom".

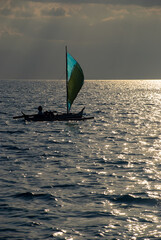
[{"left": 0, "top": 0, "right": 161, "bottom": 79}]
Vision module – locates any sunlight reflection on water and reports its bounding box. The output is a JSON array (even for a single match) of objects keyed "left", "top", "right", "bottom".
[{"left": 1, "top": 80, "right": 161, "bottom": 239}]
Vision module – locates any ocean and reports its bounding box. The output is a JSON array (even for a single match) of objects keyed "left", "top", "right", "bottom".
[{"left": 1, "top": 79, "right": 161, "bottom": 239}]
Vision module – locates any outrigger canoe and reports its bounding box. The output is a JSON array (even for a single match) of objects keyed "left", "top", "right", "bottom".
[
  {"left": 13, "top": 108, "right": 94, "bottom": 121},
  {"left": 13, "top": 46, "right": 94, "bottom": 122}
]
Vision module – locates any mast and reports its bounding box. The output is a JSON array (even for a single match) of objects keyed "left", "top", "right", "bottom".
[{"left": 65, "top": 46, "right": 69, "bottom": 114}]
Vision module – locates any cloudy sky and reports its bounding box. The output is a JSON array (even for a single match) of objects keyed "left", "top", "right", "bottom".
[{"left": 0, "top": 0, "right": 161, "bottom": 79}]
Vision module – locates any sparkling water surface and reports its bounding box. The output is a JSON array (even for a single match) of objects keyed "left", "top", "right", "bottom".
[{"left": 1, "top": 79, "right": 161, "bottom": 239}]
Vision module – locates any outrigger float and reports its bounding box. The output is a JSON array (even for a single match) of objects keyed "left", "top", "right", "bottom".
[{"left": 13, "top": 47, "right": 94, "bottom": 122}]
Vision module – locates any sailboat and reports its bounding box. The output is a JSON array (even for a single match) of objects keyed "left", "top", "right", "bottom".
[{"left": 13, "top": 47, "right": 94, "bottom": 121}]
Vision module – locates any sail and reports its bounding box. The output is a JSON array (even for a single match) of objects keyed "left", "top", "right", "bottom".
[{"left": 67, "top": 52, "right": 84, "bottom": 112}]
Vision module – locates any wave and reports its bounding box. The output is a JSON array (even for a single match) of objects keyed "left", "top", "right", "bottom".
[
  {"left": 0, "top": 111, "right": 7, "bottom": 115},
  {"left": 108, "top": 194, "right": 158, "bottom": 206},
  {"left": 2, "top": 144, "right": 21, "bottom": 151},
  {"left": 53, "top": 183, "right": 77, "bottom": 189},
  {"left": 42, "top": 183, "right": 77, "bottom": 189},
  {"left": 0, "top": 130, "right": 25, "bottom": 134},
  {"left": 13, "top": 192, "right": 56, "bottom": 201}
]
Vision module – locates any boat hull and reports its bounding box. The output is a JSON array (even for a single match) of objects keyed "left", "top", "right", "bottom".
[
  {"left": 13, "top": 108, "right": 94, "bottom": 122},
  {"left": 25, "top": 115, "right": 94, "bottom": 121}
]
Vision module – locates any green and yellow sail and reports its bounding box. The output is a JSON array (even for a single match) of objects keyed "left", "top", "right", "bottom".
[{"left": 66, "top": 47, "right": 84, "bottom": 114}]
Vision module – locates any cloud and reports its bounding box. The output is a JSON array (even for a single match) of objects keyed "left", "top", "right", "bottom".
[
  {"left": 0, "top": 0, "right": 67, "bottom": 18},
  {"left": 41, "top": 7, "right": 66, "bottom": 17},
  {"left": 0, "top": 0, "right": 35, "bottom": 18},
  {"left": 0, "top": 8, "right": 12, "bottom": 16},
  {"left": 27, "top": 0, "right": 161, "bottom": 8},
  {"left": 0, "top": 0, "right": 161, "bottom": 79}
]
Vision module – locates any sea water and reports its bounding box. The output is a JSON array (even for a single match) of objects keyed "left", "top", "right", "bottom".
[{"left": 1, "top": 79, "right": 161, "bottom": 239}]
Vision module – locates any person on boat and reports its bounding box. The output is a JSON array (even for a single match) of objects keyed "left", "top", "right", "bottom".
[{"left": 38, "top": 106, "right": 43, "bottom": 115}]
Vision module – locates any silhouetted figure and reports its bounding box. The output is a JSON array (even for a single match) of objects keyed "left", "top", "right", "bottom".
[{"left": 38, "top": 106, "right": 43, "bottom": 115}]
